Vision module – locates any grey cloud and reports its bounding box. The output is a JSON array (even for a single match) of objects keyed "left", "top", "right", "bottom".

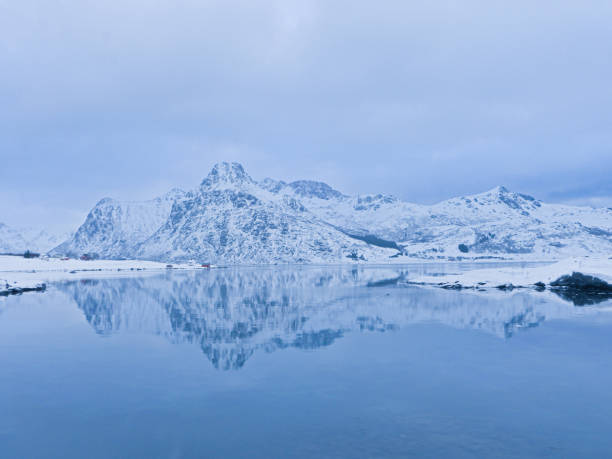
[{"left": 1, "top": 0, "right": 611, "bottom": 230}]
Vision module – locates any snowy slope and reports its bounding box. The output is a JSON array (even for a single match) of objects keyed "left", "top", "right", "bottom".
[
  {"left": 263, "top": 182, "right": 425, "bottom": 242},
  {"left": 51, "top": 189, "right": 185, "bottom": 258},
  {"left": 53, "top": 162, "right": 612, "bottom": 263},
  {"left": 0, "top": 222, "right": 70, "bottom": 253},
  {"left": 266, "top": 183, "right": 612, "bottom": 260},
  {"left": 402, "top": 187, "right": 612, "bottom": 259},
  {"left": 0, "top": 223, "right": 27, "bottom": 253}
]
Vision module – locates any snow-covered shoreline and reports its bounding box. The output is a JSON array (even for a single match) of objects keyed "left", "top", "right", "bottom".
[
  {"left": 0, "top": 256, "right": 208, "bottom": 296},
  {"left": 3, "top": 255, "right": 612, "bottom": 304},
  {"left": 408, "top": 257, "right": 612, "bottom": 290},
  {"left": 0, "top": 254, "right": 538, "bottom": 296}
]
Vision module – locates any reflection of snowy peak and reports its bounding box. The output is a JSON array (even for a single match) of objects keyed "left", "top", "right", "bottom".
[
  {"left": 57, "top": 267, "right": 588, "bottom": 370},
  {"left": 53, "top": 161, "right": 612, "bottom": 262},
  {"left": 0, "top": 222, "right": 70, "bottom": 253}
]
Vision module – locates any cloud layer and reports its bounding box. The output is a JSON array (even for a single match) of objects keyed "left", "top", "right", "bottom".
[{"left": 1, "top": 0, "right": 611, "bottom": 230}]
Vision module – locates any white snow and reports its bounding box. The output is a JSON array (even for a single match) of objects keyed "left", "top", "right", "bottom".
[
  {"left": 409, "top": 257, "right": 612, "bottom": 289},
  {"left": 289, "top": 185, "right": 612, "bottom": 261},
  {"left": 0, "top": 222, "right": 70, "bottom": 253},
  {"left": 0, "top": 255, "right": 206, "bottom": 295}
]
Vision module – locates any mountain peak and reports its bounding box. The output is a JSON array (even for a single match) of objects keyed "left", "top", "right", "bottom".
[
  {"left": 260, "top": 177, "right": 287, "bottom": 193},
  {"left": 201, "top": 162, "right": 254, "bottom": 189},
  {"left": 95, "top": 197, "right": 116, "bottom": 207},
  {"left": 486, "top": 185, "right": 538, "bottom": 201},
  {"left": 162, "top": 188, "right": 186, "bottom": 201},
  {"left": 485, "top": 185, "right": 509, "bottom": 195}
]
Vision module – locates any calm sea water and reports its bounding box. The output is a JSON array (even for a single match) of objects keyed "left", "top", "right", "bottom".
[{"left": 1, "top": 264, "right": 612, "bottom": 458}]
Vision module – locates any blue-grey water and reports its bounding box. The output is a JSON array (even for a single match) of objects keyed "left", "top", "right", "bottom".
[{"left": 1, "top": 264, "right": 612, "bottom": 458}]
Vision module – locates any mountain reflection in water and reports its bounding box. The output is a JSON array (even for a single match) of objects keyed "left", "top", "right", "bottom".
[{"left": 56, "top": 266, "right": 598, "bottom": 370}]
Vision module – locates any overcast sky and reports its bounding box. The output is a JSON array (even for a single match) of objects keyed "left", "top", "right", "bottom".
[{"left": 1, "top": 0, "right": 611, "bottom": 232}]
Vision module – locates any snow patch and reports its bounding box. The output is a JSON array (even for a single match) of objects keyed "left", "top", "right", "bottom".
[
  {"left": 0, "top": 255, "right": 206, "bottom": 296},
  {"left": 408, "top": 257, "right": 612, "bottom": 305}
]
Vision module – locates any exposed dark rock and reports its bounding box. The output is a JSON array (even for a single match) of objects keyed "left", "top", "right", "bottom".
[
  {"left": 367, "top": 276, "right": 403, "bottom": 287},
  {"left": 496, "top": 284, "right": 516, "bottom": 291},
  {"left": 534, "top": 282, "right": 546, "bottom": 291},
  {"left": 550, "top": 272, "right": 612, "bottom": 291},
  {"left": 551, "top": 289, "right": 612, "bottom": 307},
  {"left": 442, "top": 283, "right": 463, "bottom": 290},
  {"left": 0, "top": 283, "right": 46, "bottom": 296},
  {"left": 548, "top": 272, "right": 612, "bottom": 306},
  {"left": 346, "top": 233, "right": 399, "bottom": 250}
]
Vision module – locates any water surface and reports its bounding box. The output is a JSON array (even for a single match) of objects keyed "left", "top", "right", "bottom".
[{"left": 1, "top": 264, "right": 612, "bottom": 458}]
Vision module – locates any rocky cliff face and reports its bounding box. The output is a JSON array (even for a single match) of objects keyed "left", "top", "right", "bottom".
[{"left": 135, "top": 163, "right": 388, "bottom": 263}]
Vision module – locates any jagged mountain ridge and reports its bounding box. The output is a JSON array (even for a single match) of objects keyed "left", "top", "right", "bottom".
[
  {"left": 52, "top": 162, "right": 612, "bottom": 262},
  {"left": 135, "top": 164, "right": 389, "bottom": 263},
  {"left": 266, "top": 180, "right": 612, "bottom": 259}
]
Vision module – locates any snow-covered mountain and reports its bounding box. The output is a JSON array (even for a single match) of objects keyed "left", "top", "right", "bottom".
[
  {"left": 51, "top": 162, "right": 612, "bottom": 263},
  {"left": 270, "top": 183, "right": 612, "bottom": 260},
  {"left": 135, "top": 163, "right": 390, "bottom": 263},
  {"left": 0, "top": 222, "right": 70, "bottom": 254}
]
